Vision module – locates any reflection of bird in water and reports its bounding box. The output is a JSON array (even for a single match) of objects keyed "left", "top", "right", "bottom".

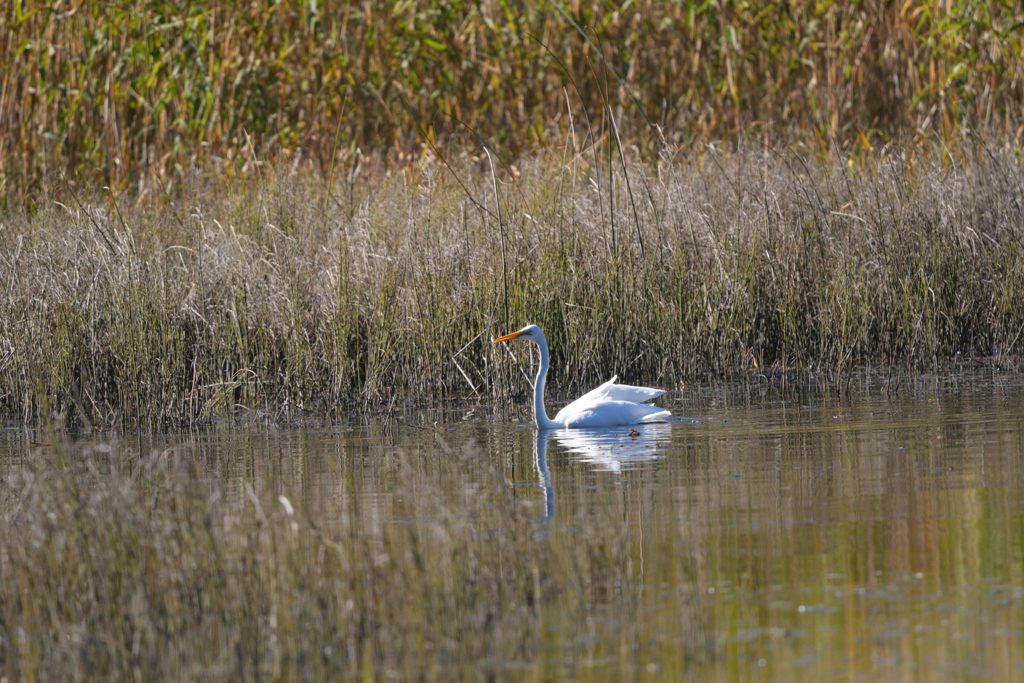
[
  {"left": 533, "top": 429, "right": 555, "bottom": 521},
  {"left": 552, "top": 423, "right": 671, "bottom": 472},
  {"left": 530, "top": 423, "right": 672, "bottom": 522},
  {"left": 494, "top": 325, "right": 670, "bottom": 428}
]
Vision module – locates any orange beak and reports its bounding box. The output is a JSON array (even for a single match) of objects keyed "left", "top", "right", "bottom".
[{"left": 493, "top": 330, "right": 524, "bottom": 343}]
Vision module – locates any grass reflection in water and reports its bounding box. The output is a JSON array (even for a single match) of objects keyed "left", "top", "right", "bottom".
[{"left": 2, "top": 380, "right": 1024, "bottom": 681}]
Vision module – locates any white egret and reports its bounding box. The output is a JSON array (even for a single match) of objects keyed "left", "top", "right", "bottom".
[{"left": 493, "top": 324, "right": 670, "bottom": 428}]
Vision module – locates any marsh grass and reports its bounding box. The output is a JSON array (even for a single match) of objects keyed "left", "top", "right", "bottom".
[
  {"left": 2, "top": 0, "right": 1023, "bottom": 204},
  {"left": 1, "top": 135, "right": 1023, "bottom": 425},
  {"left": 3, "top": 0, "right": 1024, "bottom": 424},
  {"left": 0, "top": 430, "right": 713, "bottom": 680}
]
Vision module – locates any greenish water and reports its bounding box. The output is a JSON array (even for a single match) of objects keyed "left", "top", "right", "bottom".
[{"left": 3, "top": 375, "right": 1024, "bottom": 680}]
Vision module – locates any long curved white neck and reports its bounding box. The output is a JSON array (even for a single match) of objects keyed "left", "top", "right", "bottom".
[{"left": 532, "top": 332, "right": 562, "bottom": 429}]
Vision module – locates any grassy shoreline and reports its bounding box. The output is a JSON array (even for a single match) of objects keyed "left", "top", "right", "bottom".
[{"left": 1, "top": 139, "right": 1022, "bottom": 425}]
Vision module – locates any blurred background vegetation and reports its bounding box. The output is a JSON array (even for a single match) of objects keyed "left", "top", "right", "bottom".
[{"left": 2, "top": 0, "right": 1023, "bottom": 207}]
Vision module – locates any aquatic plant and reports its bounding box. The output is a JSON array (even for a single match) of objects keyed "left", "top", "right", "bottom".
[
  {"left": 2, "top": 0, "right": 1022, "bottom": 204},
  {"left": 0, "top": 140, "right": 1021, "bottom": 425}
]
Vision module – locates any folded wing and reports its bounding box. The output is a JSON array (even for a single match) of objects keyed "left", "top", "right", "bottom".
[
  {"left": 553, "top": 375, "right": 670, "bottom": 427},
  {"left": 571, "top": 375, "right": 665, "bottom": 403}
]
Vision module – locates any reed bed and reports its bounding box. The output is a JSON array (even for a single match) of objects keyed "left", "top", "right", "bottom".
[
  {"left": 0, "top": 138, "right": 1022, "bottom": 425},
  {"left": 2, "top": 0, "right": 1023, "bottom": 205}
]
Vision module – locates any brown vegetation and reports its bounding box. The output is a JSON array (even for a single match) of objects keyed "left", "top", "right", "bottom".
[{"left": 1, "top": 139, "right": 1021, "bottom": 424}]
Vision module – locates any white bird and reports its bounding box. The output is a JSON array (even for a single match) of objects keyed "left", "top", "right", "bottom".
[{"left": 493, "top": 324, "right": 670, "bottom": 428}]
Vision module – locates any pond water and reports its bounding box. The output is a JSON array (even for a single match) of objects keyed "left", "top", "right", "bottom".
[{"left": 3, "top": 373, "right": 1024, "bottom": 680}]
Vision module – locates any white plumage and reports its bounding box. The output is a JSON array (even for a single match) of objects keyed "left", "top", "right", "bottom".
[{"left": 494, "top": 324, "right": 670, "bottom": 428}]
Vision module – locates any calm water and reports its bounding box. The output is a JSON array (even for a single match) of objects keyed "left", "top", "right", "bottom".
[{"left": 4, "top": 374, "right": 1024, "bottom": 680}]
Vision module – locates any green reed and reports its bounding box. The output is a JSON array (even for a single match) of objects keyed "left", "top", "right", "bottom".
[{"left": 2, "top": 0, "right": 1022, "bottom": 205}]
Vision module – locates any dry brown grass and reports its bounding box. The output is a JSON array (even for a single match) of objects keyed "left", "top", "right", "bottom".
[{"left": 1, "top": 136, "right": 1022, "bottom": 425}]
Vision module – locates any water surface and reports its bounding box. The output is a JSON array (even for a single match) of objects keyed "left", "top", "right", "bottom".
[{"left": 3, "top": 375, "right": 1024, "bottom": 680}]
